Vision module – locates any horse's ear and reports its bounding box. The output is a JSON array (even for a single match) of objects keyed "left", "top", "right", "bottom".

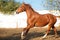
[
  {"left": 22, "top": 2, "right": 25, "bottom": 4},
  {"left": 22, "top": 2, "right": 25, "bottom": 6}
]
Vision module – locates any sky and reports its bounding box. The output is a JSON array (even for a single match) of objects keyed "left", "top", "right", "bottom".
[{"left": 15, "top": 0, "right": 47, "bottom": 10}]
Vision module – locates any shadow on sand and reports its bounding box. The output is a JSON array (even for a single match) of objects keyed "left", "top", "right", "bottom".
[
  {"left": 0, "top": 30, "right": 60, "bottom": 40},
  {"left": 23, "top": 30, "right": 60, "bottom": 40}
]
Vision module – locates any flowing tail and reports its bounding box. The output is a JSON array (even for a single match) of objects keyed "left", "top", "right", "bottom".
[{"left": 56, "top": 16, "right": 60, "bottom": 18}]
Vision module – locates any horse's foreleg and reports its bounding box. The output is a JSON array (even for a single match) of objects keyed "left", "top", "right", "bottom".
[
  {"left": 21, "top": 28, "right": 27, "bottom": 39},
  {"left": 21, "top": 25, "right": 33, "bottom": 39},
  {"left": 42, "top": 26, "right": 51, "bottom": 39},
  {"left": 21, "top": 28, "right": 29, "bottom": 39}
]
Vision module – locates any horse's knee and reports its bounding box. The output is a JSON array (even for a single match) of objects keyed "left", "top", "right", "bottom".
[
  {"left": 52, "top": 26, "right": 57, "bottom": 31},
  {"left": 46, "top": 26, "right": 51, "bottom": 34},
  {"left": 52, "top": 26, "right": 55, "bottom": 28},
  {"left": 23, "top": 27, "right": 30, "bottom": 35},
  {"left": 47, "top": 26, "right": 51, "bottom": 31}
]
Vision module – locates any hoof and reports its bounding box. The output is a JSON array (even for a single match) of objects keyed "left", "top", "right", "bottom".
[
  {"left": 41, "top": 37, "right": 46, "bottom": 39},
  {"left": 55, "top": 34, "right": 58, "bottom": 38},
  {"left": 21, "top": 35, "right": 25, "bottom": 40},
  {"left": 40, "top": 37, "right": 46, "bottom": 40},
  {"left": 42, "top": 34, "right": 47, "bottom": 39}
]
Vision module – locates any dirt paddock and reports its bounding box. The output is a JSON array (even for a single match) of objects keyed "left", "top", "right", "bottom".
[{"left": 0, "top": 27, "right": 60, "bottom": 40}]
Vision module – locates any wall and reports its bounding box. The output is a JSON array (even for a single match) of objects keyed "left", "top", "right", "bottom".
[{"left": 0, "top": 10, "right": 60, "bottom": 28}]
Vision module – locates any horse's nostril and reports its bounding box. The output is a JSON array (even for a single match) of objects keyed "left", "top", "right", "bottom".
[{"left": 16, "top": 12, "right": 19, "bottom": 14}]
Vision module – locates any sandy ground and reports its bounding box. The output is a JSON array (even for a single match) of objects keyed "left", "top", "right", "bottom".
[{"left": 0, "top": 27, "right": 60, "bottom": 40}]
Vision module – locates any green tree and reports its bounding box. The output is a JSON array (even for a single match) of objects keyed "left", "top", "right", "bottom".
[
  {"left": 46, "top": 0, "right": 60, "bottom": 10},
  {"left": 0, "top": 0, "right": 21, "bottom": 14}
]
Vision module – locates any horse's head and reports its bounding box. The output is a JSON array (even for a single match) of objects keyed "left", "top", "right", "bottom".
[
  {"left": 16, "top": 3, "right": 26, "bottom": 14},
  {"left": 16, "top": 3, "right": 33, "bottom": 14}
]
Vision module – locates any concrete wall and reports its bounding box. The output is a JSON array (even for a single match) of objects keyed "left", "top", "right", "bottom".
[{"left": 0, "top": 10, "right": 60, "bottom": 28}]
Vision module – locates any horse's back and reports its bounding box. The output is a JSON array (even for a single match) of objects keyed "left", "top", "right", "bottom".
[
  {"left": 45, "top": 14, "right": 57, "bottom": 25},
  {"left": 35, "top": 13, "right": 57, "bottom": 27}
]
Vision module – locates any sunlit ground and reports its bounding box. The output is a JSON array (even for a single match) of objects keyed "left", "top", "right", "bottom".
[{"left": 0, "top": 27, "right": 60, "bottom": 40}]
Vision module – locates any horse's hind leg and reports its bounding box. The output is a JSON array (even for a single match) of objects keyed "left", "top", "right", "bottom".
[
  {"left": 42, "top": 25, "right": 51, "bottom": 38},
  {"left": 42, "top": 25, "right": 58, "bottom": 39},
  {"left": 52, "top": 26, "right": 58, "bottom": 37}
]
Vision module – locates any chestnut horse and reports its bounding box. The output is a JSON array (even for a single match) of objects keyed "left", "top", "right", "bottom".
[{"left": 16, "top": 3, "right": 58, "bottom": 39}]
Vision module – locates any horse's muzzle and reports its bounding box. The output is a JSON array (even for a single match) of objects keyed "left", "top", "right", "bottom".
[{"left": 16, "top": 12, "right": 19, "bottom": 14}]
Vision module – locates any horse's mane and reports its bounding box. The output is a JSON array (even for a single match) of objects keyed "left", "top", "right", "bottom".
[{"left": 24, "top": 3, "right": 34, "bottom": 11}]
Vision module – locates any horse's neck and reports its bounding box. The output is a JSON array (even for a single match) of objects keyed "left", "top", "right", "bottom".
[{"left": 26, "top": 8, "right": 35, "bottom": 18}]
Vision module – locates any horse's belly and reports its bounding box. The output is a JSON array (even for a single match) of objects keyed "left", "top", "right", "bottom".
[{"left": 35, "top": 21, "right": 49, "bottom": 27}]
